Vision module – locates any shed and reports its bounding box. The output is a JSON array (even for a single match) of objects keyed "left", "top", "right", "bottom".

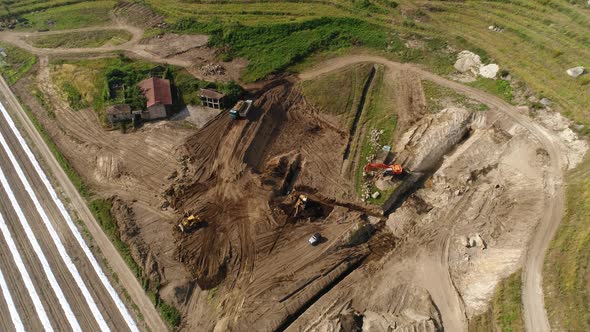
[
  {"left": 106, "top": 104, "right": 132, "bottom": 123},
  {"left": 138, "top": 77, "right": 173, "bottom": 120},
  {"left": 200, "top": 88, "right": 225, "bottom": 109}
]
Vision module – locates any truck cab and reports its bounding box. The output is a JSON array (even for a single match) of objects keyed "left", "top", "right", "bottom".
[{"left": 229, "top": 100, "right": 253, "bottom": 120}]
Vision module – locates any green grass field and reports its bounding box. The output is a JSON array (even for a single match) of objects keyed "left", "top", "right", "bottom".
[
  {"left": 543, "top": 156, "right": 590, "bottom": 331},
  {"left": 5, "top": 1, "right": 115, "bottom": 31},
  {"left": 302, "top": 63, "right": 373, "bottom": 121},
  {"left": 423, "top": 80, "right": 490, "bottom": 113},
  {"left": 0, "top": 42, "right": 36, "bottom": 85},
  {"left": 28, "top": 30, "right": 132, "bottom": 49}
]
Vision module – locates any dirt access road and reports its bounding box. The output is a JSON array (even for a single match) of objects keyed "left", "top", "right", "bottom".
[
  {"left": 0, "top": 24, "right": 192, "bottom": 67},
  {"left": 302, "top": 55, "right": 564, "bottom": 332},
  {"left": 0, "top": 73, "right": 167, "bottom": 331}
]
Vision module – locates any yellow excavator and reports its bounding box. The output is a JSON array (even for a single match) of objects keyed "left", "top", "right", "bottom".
[
  {"left": 293, "top": 194, "right": 308, "bottom": 218},
  {"left": 177, "top": 214, "right": 205, "bottom": 233}
]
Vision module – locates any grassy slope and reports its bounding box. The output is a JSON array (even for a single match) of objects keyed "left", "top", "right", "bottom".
[
  {"left": 6, "top": 1, "right": 115, "bottom": 30},
  {"left": 469, "top": 271, "right": 525, "bottom": 332},
  {"left": 0, "top": 42, "right": 37, "bottom": 85},
  {"left": 354, "top": 65, "right": 397, "bottom": 204},
  {"left": 301, "top": 63, "right": 398, "bottom": 204},
  {"left": 543, "top": 156, "right": 590, "bottom": 331},
  {"left": 416, "top": 0, "right": 590, "bottom": 127},
  {"left": 423, "top": 80, "right": 490, "bottom": 113},
  {"left": 301, "top": 62, "right": 373, "bottom": 122},
  {"left": 29, "top": 30, "right": 132, "bottom": 48}
]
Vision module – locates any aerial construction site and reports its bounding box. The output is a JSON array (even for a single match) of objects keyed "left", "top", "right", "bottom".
[{"left": 0, "top": 1, "right": 588, "bottom": 332}]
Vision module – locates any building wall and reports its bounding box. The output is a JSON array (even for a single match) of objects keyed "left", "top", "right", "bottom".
[{"left": 144, "top": 104, "right": 167, "bottom": 120}]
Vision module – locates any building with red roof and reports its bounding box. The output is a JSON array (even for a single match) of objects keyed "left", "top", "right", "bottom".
[{"left": 138, "top": 77, "right": 173, "bottom": 120}]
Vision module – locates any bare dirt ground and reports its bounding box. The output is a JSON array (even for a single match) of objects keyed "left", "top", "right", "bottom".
[{"left": 2, "top": 11, "right": 585, "bottom": 329}]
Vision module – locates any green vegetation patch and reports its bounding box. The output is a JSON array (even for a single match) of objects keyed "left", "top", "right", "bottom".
[
  {"left": 29, "top": 30, "right": 132, "bottom": 48},
  {"left": 469, "top": 270, "right": 525, "bottom": 332},
  {"left": 17, "top": 1, "right": 116, "bottom": 31},
  {"left": 0, "top": 43, "right": 36, "bottom": 85},
  {"left": 89, "top": 199, "right": 142, "bottom": 278},
  {"left": 171, "top": 17, "right": 389, "bottom": 82},
  {"left": 423, "top": 80, "right": 489, "bottom": 113},
  {"left": 468, "top": 78, "right": 513, "bottom": 103},
  {"left": 301, "top": 62, "right": 373, "bottom": 122},
  {"left": 52, "top": 55, "right": 242, "bottom": 122},
  {"left": 543, "top": 156, "right": 590, "bottom": 331},
  {"left": 354, "top": 65, "right": 397, "bottom": 203}
]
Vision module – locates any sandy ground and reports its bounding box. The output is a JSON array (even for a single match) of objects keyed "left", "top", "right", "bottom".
[{"left": 0, "top": 13, "right": 582, "bottom": 329}]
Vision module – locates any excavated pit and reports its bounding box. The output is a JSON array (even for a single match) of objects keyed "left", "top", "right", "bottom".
[
  {"left": 383, "top": 107, "right": 474, "bottom": 215},
  {"left": 163, "top": 70, "right": 483, "bottom": 331}
]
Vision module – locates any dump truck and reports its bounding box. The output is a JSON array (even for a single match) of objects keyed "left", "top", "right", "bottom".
[
  {"left": 177, "top": 214, "right": 205, "bottom": 233},
  {"left": 229, "top": 100, "right": 253, "bottom": 120}
]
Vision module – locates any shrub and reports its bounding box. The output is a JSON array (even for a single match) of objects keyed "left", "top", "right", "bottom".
[{"left": 62, "top": 82, "right": 87, "bottom": 110}]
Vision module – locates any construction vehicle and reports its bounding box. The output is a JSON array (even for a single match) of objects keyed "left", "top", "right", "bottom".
[
  {"left": 177, "top": 214, "right": 205, "bottom": 233},
  {"left": 293, "top": 194, "right": 308, "bottom": 217},
  {"left": 364, "top": 163, "right": 404, "bottom": 176},
  {"left": 229, "top": 100, "right": 253, "bottom": 120}
]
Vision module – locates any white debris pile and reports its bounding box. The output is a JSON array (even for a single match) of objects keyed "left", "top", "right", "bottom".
[
  {"left": 201, "top": 63, "right": 225, "bottom": 76},
  {"left": 365, "top": 128, "right": 384, "bottom": 162},
  {"left": 454, "top": 50, "right": 501, "bottom": 79},
  {"left": 488, "top": 25, "right": 504, "bottom": 32},
  {"left": 479, "top": 64, "right": 500, "bottom": 79},
  {"left": 454, "top": 51, "right": 482, "bottom": 75},
  {"left": 566, "top": 66, "right": 586, "bottom": 78}
]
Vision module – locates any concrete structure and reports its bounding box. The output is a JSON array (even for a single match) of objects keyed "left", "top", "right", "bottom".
[
  {"left": 105, "top": 104, "right": 133, "bottom": 123},
  {"left": 138, "top": 77, "right": 173, "bottom": 120},
  {"left": 200, "top": 88, "right": 225, "bottom": 109}
]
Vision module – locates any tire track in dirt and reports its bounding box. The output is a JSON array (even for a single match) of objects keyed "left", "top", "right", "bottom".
[{"left": 300, "top": 55, "right": 564, "bottom": 332}]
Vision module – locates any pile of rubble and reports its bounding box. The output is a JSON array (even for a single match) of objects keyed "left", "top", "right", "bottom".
[
  {"left": 488, "top": 25, "right": 504, "bottom": 32},
  {"left": 365, "top": 128, "right": 384, "bottom": 162},
  {"left": 566, "top": 66, "right": 586, "bottom": 78},
  {"left": 201, "top": 63, "right": 225, "bottom": 76},
  {"left": 454, "top": 50, "right": 500, "bottom": 79}
]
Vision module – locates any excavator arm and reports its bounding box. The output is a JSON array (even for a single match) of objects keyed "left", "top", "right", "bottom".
[{"left": 364, "top": 163, "right": 403, "bottom": 175}]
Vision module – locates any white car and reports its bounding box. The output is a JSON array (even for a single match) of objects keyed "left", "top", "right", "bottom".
[{"left": 308, "top": 233, "right": 321, "bottom": 246}]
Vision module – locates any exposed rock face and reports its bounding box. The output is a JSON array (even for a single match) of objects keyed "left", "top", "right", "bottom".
[
  {"left": 454, "top": 51, "right": 482, "bottom": 74},
  {"left": 395, "top": 107, "right": 473, "bottom": 173},
  {"left": 566, "top": 66, "right": 585, "bottom": 78},
  {"left": 479, "top": 64, "right": 500, "bottom": 79}
]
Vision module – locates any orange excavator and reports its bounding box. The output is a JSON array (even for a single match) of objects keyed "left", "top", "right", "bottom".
[{"left": 364, "top": 163, "right": 404, "bottom": 176}]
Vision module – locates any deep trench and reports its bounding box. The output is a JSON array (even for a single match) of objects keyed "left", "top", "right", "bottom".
[
  {"left": 342, "top": 65, "right": 376, "bottom": 161},
  {"left": 275, "top": 256, "right": 366, "bottom": 332}
]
